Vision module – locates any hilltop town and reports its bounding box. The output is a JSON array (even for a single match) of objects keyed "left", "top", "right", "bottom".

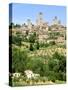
[{"left": 11, "top": 12, "right": 66, "bottom": 45}]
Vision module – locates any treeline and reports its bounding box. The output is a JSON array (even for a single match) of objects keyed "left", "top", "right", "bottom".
[{"left": 9, "top": 23, "right": 21, "bottom": 29}]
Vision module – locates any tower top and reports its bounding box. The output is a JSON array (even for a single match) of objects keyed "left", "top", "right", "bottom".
[
  {"left": 54, "top": 16, "right": 57, "bottom": 20},
  {"left": 39, "top": 12, "right": 43, "bottom": 15}
]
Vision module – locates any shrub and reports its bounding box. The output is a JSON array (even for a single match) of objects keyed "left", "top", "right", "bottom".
[
  {"left": 48, "top": 71, "right": 56, "bottom": 82},
  {"left": 49, "top": 41, "right": 56, "bottom": 45}
]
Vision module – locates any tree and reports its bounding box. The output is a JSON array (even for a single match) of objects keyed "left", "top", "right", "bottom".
[
  {"left": 12, "top": 31, "right": 22, "bottom": 46},
  {"left": 9, "top": 22, "right": 15, "bottom": 29},
  {"left": 15, "top": 24, "right": 21, "bottom": 28},
  {"left": 30, "top": 43, "right": 33, "bottom": 51},
  {"left": 36, "top": 41, "right": 39, "bottom": 49},
  {"left": 29, "top": 32, "right": 37, "bottom": 51}
]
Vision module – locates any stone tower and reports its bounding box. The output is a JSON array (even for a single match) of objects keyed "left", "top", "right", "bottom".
[
  {"left": 27, "top": 19, "right": 32, "bottom": 30},
  {"left": 36, "top": 12, "right": 43, "bottom": 29},
  {"left": 52, "top": 16, "right": 60, "bottom": 25}
]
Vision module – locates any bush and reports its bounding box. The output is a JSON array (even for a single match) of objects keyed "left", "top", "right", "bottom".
[
  {"left": 49, "top": 41, "right": 56, "bottom": 45},
  {"left": 12, "top": 32, "right": 22, "bottom": 46},
  {"left": 48, "top": 71, "right": 56, "bottom": 82}
]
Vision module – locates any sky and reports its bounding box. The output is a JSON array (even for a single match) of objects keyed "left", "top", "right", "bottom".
[{"left": 9, "top": 3, "right": 66, "bottom": 26}]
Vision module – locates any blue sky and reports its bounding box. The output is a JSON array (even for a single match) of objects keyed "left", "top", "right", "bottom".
[{"left": 9, "top": 3, "right": 66, "bottom": 26}]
